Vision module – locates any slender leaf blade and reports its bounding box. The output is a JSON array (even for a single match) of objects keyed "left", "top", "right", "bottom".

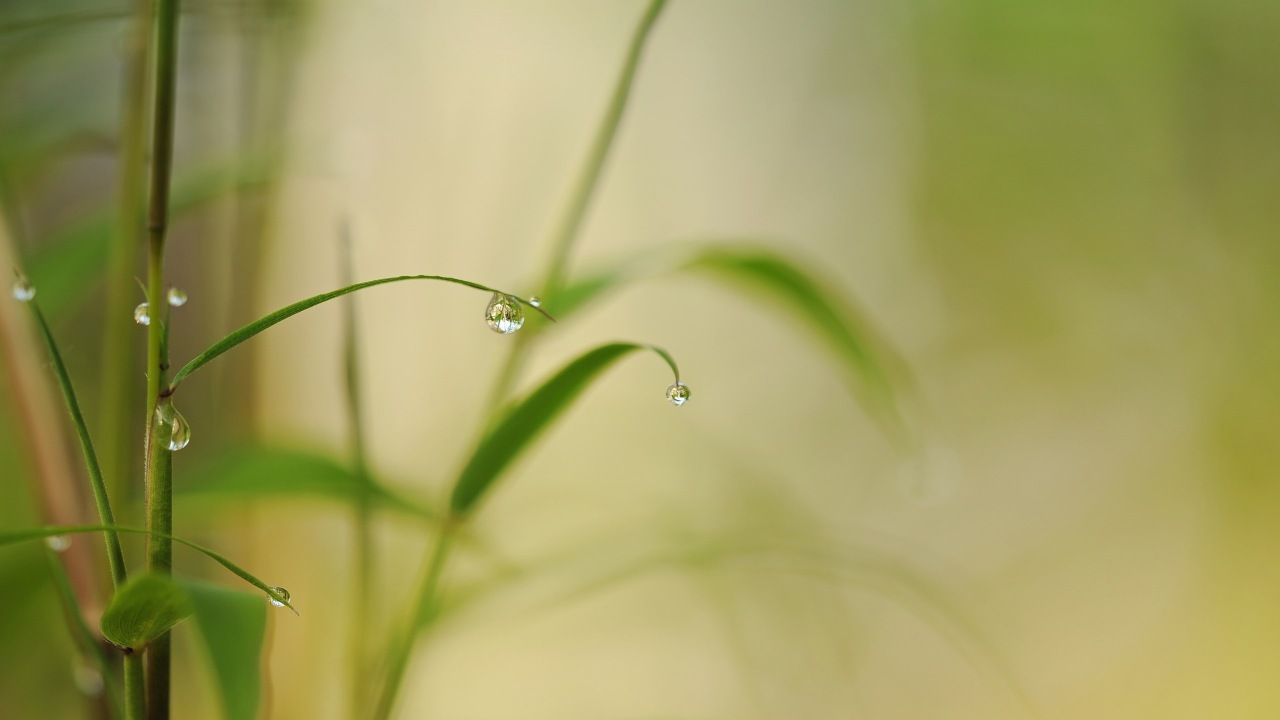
[
  {"left": 450, "top": 342, "right": 680, "bottom": 515},
  {"left": 100, "top": 573, "right": 191, "bottom": 651},
  {"left": 181, "top": 580, "right": 267, "bottom": 720}
]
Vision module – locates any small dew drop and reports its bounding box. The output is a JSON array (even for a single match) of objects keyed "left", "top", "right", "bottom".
[
  {"left": 665, "top": 382, "right": 691, "bottom": 407},
  {"left": 133, "top": 302, "right": 151, "bottom": 326},
  {"left": 484, "top": 292, "right": 525, "bottom": 334},
  {"left": 45, "top": 535, "right": 71, "bottom": 553},
  {"left": 72, "top": 660, "right": 104, "bottom": 697},
  {"left": 156, "top": 403, "right": 191, "bottom": 451},
  {"left": 166, "top": 287, "right": 188, "bottom": 307},
  {"left": 268, "top": 586, "right": 291, "bottom": 608},
  {"left": 11, "top": 277, "right": 35, "bottom": 302},
  {"left": 527, "top": 296, "right": 542, "bottom": 308}
]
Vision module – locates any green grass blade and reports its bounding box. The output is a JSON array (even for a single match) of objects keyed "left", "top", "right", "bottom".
[
  {"left": 26, "top": 303, "right": 128, "bottom": 586},
  {"left": 555, "top": 243, "right": 910, "bottom": 441},
  {"left": 180, "top": 579, "right": 267, "bottom": 720},
  {"left": 100, "top": 573, "right": 192, "bottom": 652},
  {"left": 167, "top": 275, "right": 553, "bottom": 392},
  {"left": 0, "top": 525, "right": 294, "bottom": 611},
  {"left": 177, "top": 444, "right": 436, "bottom": 519},
  {"left": 450, "top": 342, "right": 681, "bottom": 515}
]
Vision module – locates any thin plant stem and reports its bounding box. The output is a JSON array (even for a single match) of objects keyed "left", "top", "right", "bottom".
[
  {"left": 484, "top": 0, "right": 670, "bottom": 412},
  {"left": 46, "top": 551, "right": 125, "bottom": 719},
  {"left": 99, "top": 0, "right": 155, "bottom": 519},
  {"left": 371, "top": 519, "right": 457, "bottom": 720},
  {"left": 341, "top": 226, "right": 374, "bottom": 716},
  {"left": 142, "top": 0, "right": 182, "bottom": 717}
]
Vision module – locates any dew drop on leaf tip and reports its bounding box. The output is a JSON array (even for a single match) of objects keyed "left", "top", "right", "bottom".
[{"left": 485, "top": 292, "right": 525, "bottom": 334}]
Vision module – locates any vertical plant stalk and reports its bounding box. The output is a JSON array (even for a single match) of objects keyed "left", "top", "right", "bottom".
[
  {"left": 99, "top": 0, "right": 155, "bottom": 516},
  {"left": 341, "top": 227, "right": 374, "bottom": 716},
  {"left": 142, "top": 0, "right": 182, "bottom": 717},
  {"left": 485, "top": 0, "right": 669, "bottom": 411}
]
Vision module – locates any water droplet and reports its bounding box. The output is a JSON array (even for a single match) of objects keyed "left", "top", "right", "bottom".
[
  {"left": 11, "top": 277, "right": 35, "bottom": 302},
  {"left": 133, "top": 302, "right": 151, "bottom": 326},
  {"left": 45, "top": 535, "right": 71, "bottom": 553},
  {"left": 268, "top": 586, "right": 291, "bottom": 608},
  {"left": 666, "top": 382, "right": 691, "bottom": 407},
  {"left": 155, "top": 403, "right": 191, "bottom": 451},
  {"left": 484, "top": 292, "right": 525, "bottom": 334},
  {"left": 166, "top": 287, "right": 187, "bottom": 307},
  {"left": 527, "top": 296, "right": 542, "bottom": 308},
  {"left": 72, "top": 659, "right": 104, "bottom": 696}
]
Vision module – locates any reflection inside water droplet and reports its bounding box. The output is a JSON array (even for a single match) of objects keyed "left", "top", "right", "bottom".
[
  {"left": 268, "top": 586, "right": 291, "bottom": 608},
  {"left": 133, "top": 302, "right": 151, "bottom": 326},
  {"left": 166, "top": 287, "right": 187, "bottom": 307},
  {"left": 484, "top": 292, "right": 525, "bottom": 334},
  {"left": 11, "top": 277, "right": 35, "bottom": 302},
  {"left": 45, "top": 535, "right": 71, "bottom": 553},
  {"left": 156, "top": 403, "right": 191, "bottom": 451},
  {"left": 666, "top": 382, "right": 691, "bottom": 407}
]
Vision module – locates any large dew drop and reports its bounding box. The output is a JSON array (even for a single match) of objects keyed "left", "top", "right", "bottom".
[
  {"left": 133, "top": 302, "right": 151, "bottom": 326},
  {"left": 485, "top": 292, "right": 525, "bottom": 334},
  {"left": 166, "top": 287, "right": 188, "bottom": 307},
  {"left": 11, "top": 277, "right": 35, "bottom": 302},
  {"left": 156, "top": 403, "right": 191, "bottom": 451},
  {"left": 665, "top": 382, "right": 691, "bottom": 407},
  {"left": 268, "top": 586, "right": 291, "bottom": 608}
]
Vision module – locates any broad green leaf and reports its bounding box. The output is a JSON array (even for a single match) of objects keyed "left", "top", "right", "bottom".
[
  {"left": 25, "top": 161, "right": 271, "bottom": 318},
  {"left": 450, "top": 342, "right": 680, "bottom": 515},
  {"left": 181, "top": 580, "right": 267, "bottom": 720},
  {"left": 178, "top": 445, "right": 435, "bottom": 519},
  {"left": 168, "top": 275, "right": 554, "bottom": 392},
  {"left": 0, "top": 525, "right": 293, "bottom": 611},
  {"left": 556, "top": 244, "right": 910, "bottom": 442},
  {"left": 100, "top": 573, "right": 191, "bottom": 651}
]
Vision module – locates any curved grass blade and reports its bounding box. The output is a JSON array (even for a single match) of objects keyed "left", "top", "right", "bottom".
[
  {"left": 0, "top": 525, "right": 294, "bottom": 611},
  {"left": 167, "top": 275, "right": 554, "bottom": 392},
  {"left": 26, "top": 303, "right": 128, "bottom": 586},
  {"left": 555, "top": 243, "right": 910, "bottom": 442},
  {"left": 100, "top": 573, "right": 192, "bottom": 651},
  {"left": 177, "top": 445, "right": 436, "bottom": 519},
  {"left": 180, "top": 579, "right": 267, "bottom": 720},
  {"left": 450, "top": 342, "right": 680, "bottom": 515}
]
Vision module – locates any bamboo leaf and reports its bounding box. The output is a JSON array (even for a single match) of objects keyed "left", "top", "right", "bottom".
[
  {"left": 0, "top": 525, "right": 294, "bottom": 611},
  {"left": 100, "top": 573, "right": 191, "bottom": 651},
  {"left": 177, "top": 445, "right": 435, "bottom": 519},
  {"left": 450, "top": 342, "right": 680, "bottom": 515},
  {"left": 180, "top": 580, "right": 267, "bottom": 720},
  {"left": 168, "top": 275, "right": 554, "bottom": 392},
  {"left": 555, "top": 244, "right": 910, "bottom": 441}
]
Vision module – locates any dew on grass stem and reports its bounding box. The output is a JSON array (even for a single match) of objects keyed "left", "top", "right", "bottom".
[
  {"left": 527, "top": 296, "right": 543, "bottom": 308},
  {"left": 166, "top": 287, "right": 187, "bottom": 307},
  {"left": 11, "top": 276, "right": 35, "bottom": 302},
  {"left": 133, "top": 302, "right": 151, "bottom": 326},
  {"left": 44, "top": 535, "right": 71, "bottom": 552},
  {"left": 485, "top": 292, "right": 525, "bottom": 334},
  {"left": 156, "top": 403, "right": 191, "bottom": 451},
  {"left": 268, "top": 586, "right": 291, "bottom": 608},
  {"left": 666, "top": 381, "right": 691, "bottom": 406}
]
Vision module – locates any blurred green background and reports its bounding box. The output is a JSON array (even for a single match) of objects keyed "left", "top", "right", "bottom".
[{"left": 2, "top": 0, "right": 1278, "bottom": 718}]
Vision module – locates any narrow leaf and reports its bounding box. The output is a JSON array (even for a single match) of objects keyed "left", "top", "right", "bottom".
[
  {"left": 177, "top": 445, "right": 435, "bottom": 519},
  {"left": 100, "top": 573, "right": 191, "bottom": 651},
  {"left": 181, "top": 580, "right": 267, "bottom": 720},
  {"left": 450, "top": 342, "right": 680, "bottom": 515},
  {"left": 0, "top": 525, "right": 293, "bottom": 611},
  {"left": 168, "top": 275, "right": 554, "bottom": 392}
]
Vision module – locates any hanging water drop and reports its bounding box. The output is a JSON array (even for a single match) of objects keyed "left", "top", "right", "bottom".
[
  {"left": 665, "top": 382, "right": 691, "bottom": 406},
  {"left": 527, "top": 296, "right": 543, "bottom": 308},
  {"left": 11, "top": 276, "right": 35, "bottom": 302},
  {"left": 166, "top": 287, "right": 188, "bottom": 307},
  {"left": 45, "top": 535, "right": 71, "bottom": 553},
  {"left": 156, "top": 403, "right": 191, "bottom": 451},
  {"left": 484, "top": 292, "right": 525, "bottom": 334},
  {"left": 133, "top": 302, "right": 151, "bottom": 326},
  {"left": 268, "top": 586, "right": 291, "bottom": 608},
  {"left": 72, "top": 659, "right": 104, "bottom": 697}
]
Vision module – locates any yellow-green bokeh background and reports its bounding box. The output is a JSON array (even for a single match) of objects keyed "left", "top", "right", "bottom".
[{"left": 2, "top": 0, "right": 1278, "bottom": 718}]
